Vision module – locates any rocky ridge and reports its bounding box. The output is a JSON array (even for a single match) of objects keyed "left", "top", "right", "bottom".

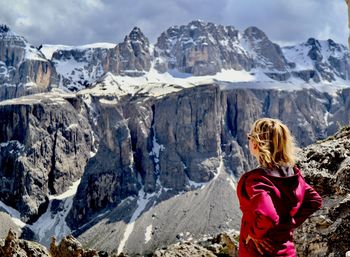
[
  {"left": 294, "top": 125, "right": 350, "bottom": 257},
  {"left": 1, "top": 21, "right": 350, "bottom": 101},
  {"left": 0, "top": 228, "right": 239, "bottom": 257}
]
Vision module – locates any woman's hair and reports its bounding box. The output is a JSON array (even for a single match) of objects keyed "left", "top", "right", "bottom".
[{"left": 248, "top": 118, "right": 296, "bottom": 168}]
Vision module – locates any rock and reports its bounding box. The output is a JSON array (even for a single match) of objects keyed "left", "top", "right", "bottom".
[
  {"left": 51, "top": 27, "right": 151, "bottom": 91},
  {"left": 153, "top": 242, "right": 217, "bottom": 257},
  {"left": 0, "top": 229, "right": 50, "bottom": 257},
  {"left": 0, "top": 25, "right": 54, "bottom": 100},
  {"left": 0, "top": 93, "right": 93, "bottom": 222},
  {"left": 242, "top": 26, "right": 288, "bottom": 73},
  {"left": 50, "top": 235, "right": 99, "bottom": 257},
  {"left": 295, "top": 125, "right": 350, "bottom": 257},
  {"left": 154, "top": 20, "right": 253, "bottom": 75}
]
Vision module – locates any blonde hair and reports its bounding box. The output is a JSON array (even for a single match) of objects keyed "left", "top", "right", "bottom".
[{"left": 248, "top": 118, "right": 296, "bottom": 168}]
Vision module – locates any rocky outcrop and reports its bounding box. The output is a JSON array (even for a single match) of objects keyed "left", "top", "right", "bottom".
[
  {"left": 295, "top": 126, "right": 350, "bottom": 257},
  {"left": 50, "top": 235, "right": 100, "bottom": 257},
  {"left": 117, "top": 27, "right": 151, "bottom": 76},
  {"left": 153, "top": 231, "right": 239, "bottom": 257},
  {"left": 0, "top": 25, "right": 54, "bottom": 100},
  {"left": 0, "top": 229, "right": 50, "bottom": 257},
  {"left": 0, "top": 93, "right": 93, "bottom": 222},
  {"left": 0, "top": 229, "right": 239, "bottom": 257}
]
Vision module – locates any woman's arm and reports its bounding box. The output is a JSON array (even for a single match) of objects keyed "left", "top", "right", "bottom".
[
  {"left": 245, "top": 175, "right": 280, "bottom": 239},
  {"left": 293, "top": 182, "right": 322, "bottom": 228}
]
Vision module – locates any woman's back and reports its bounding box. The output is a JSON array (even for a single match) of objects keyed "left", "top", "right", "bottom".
[
  {"left": 237, "top": 166, "right": 322, "bottom": 257},
  {"left": 238, "top": 118, "right": 322, "bottom": 256}
]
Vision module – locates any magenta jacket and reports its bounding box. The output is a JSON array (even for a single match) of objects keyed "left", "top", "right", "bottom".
[{"left": 237, "top": 166, "right": 322, "bottom": 257}]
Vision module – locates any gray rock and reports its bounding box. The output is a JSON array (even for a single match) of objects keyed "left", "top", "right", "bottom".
[
  {"left": 0, "top": 93, "right": 93, "bottom": 222},
  {"left": 242, "top": 26, "right": 289, "bottom": 72},
  {"left": 295, "top": 126, "right": 350, "bottom": 257},
  {"left": 154, "top": 20, "right": 253, "bottom": 75},
  {"left": 0, "top": 26, "right": 54, "bottom": 100},
  {"left": 50, "top": 27, "right": 151, "bottom": 91}
]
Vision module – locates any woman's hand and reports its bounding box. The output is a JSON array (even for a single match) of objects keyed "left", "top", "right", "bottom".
[{"left": 245, "top": 234, "right": 274, "bottom": 255}]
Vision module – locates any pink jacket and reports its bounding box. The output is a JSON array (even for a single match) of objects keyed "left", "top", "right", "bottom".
[{"left": 237, "top": 166, "right": 322, "bottom": 257}]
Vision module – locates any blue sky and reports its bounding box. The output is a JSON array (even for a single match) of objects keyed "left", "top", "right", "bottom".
[{"left": 0, "top": 0, "right": 348, "bottom": 47}]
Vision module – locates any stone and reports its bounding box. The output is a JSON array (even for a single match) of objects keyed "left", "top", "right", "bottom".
[{"left": 0, "top": 229, "right": 50, "bottom": 257}]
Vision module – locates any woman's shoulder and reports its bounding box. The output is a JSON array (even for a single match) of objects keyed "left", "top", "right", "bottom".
[
  {"left": 237, "top": 168, "right": 267, "bottom": 186},
  {"left": 240, "top": 167, "right": 266, "bottom": 179}
]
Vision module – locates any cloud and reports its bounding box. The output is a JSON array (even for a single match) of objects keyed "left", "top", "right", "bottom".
[{"left": 0, "top": 0, "right": 347, "bottom": 47}]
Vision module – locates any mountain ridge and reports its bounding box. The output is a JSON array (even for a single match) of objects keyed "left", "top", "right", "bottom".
[{"left": 1, "top": 20, "right": 349, "bottom": 101}]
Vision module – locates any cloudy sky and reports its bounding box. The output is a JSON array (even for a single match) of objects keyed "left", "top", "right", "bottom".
[{"left": 0, "top": 0, "right": 348, "bottom": 47}]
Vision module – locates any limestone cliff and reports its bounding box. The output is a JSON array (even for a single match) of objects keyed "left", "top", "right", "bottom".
[
  {"left": 0, "top": 25, "right": 55, "bottom": 100},
  {"left": 0, "top": 93, "right": 93, "bottom": 222}
]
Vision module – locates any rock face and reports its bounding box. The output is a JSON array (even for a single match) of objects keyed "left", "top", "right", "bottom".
[
  {"left": 1, "top": 77, "right": 350, "bottom": 254},
  {"left": 241, "top": 26, "right": 289, "bottom": 73},
  {"left": 67, "top": 96, "right": 141, "bottom": 228},
  {"left": 50, "top": 27, "right": 151, "bottom": 91},
  {"left": 0, "top": 25, "right": 54, "bottom": 100},
  {"left": 295, "top": 126, "right": 350, "bottom": 257},
  {"left": 154, "top": 20, "right": 350, "bottom": 82},
  {"left": 62, "top": 83, "right": 350, "bottom": 254},
  {"left": 154, "top": 20, "right": 253, "bottom": 75},
  {"left": 0, "top": 93, "right": 93, "bottom": 222}
]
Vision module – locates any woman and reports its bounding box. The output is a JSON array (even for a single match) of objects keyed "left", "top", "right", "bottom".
[{"left": 237, "top": 118, "right": 322, "bottom": 257}]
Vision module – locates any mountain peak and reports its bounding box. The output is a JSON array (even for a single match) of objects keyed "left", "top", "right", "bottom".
[
  {"left": 129, "top": 27, "right": 146, "bottom": 40},
  {"left": 243, "top": 26, "right": 268, "bottom": 40},
  {"left": 306, "top": 37, "right": 321, "bottom": 48},
  {"left": 123, "top": 26, "right": 149, "bottom": 47},
  {"left": 0, "top": 24, "right": 10, "bottom": 33}
]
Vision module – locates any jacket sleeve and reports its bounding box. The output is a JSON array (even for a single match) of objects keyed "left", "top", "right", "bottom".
[
  {"left": 293, "top": 182, "right": 322, "bottom": 228},
  {"left": 245, "top": 175, "right": 279, "bottom": 239}
]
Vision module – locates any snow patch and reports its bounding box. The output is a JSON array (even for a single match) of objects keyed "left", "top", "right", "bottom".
[
  {"left": 0, "top": 201, "right": 26, "bottom": 228},
  {"left": 145, "top": 224, "right": 153, "bottom": 243},
  {"left": 31, "top": 179, "right": 81, "bottom": 243},
  {"left": 117, "top": 188, "right": 155, "bottom": 254}
]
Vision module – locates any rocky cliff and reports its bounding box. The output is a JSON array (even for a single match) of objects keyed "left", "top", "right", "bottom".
[
  {"left": 0, "top": 78, "right": 350, "bottom": 254},
  {"left": 0, "top": 93, "right": 93, "bottom": 222},
  {"left": 0, "top": 25, "right": 55, "bottom": 100},
  {"left": 295, "top": 126, "right": 350, "bottom": 257}
]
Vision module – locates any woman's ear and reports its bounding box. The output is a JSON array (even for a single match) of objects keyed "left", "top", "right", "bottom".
[{"left": 252, "top": 141, "right": 259, "bottom": 150}]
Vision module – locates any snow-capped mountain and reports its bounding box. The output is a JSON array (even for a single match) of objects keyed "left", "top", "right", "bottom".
[
  {"left": 40, "top": 27, "right": 151, "bottom": 92},
  {"left": 283, "top": 38, "right": 350, "bottom": 82},
  {"left": 0, "top": 21, "right": 349, "bottom": 101},
  {"left": 0, "top": 20, "right": 350, "bottom": 256}
]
